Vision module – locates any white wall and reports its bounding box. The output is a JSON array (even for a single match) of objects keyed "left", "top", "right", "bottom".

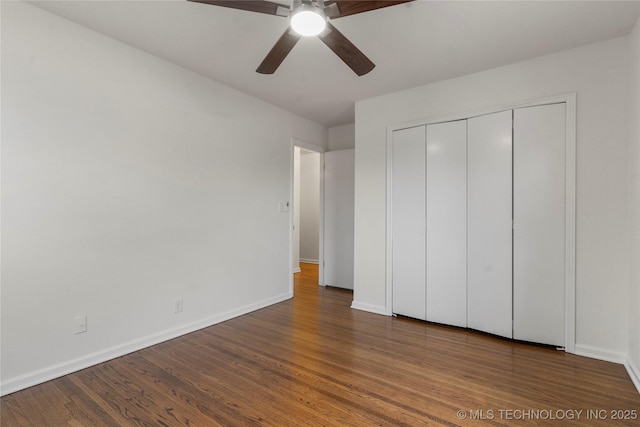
[
  {"left": 628, "top": 15, "right": 640, "bottom": 385},
  {"left": 0, "top": 1, "right": 326, "bottom": 395},
  {"left": 354, "top": 37, "right": 630, "bottom": 359},
  {"left": 299, "top": 152, "right": 320, "bottom": 263},
  {"left": 328, "top": 124, "right": 355, "bottom": 151}
]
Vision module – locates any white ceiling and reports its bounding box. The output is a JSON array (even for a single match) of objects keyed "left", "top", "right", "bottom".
[{"left": 29, "top": 0, "right": 640, "bottom": 127}]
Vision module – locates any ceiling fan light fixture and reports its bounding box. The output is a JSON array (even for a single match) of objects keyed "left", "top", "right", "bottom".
[{"left": 290, "top": 5, "right": 326, "bottom": 37}]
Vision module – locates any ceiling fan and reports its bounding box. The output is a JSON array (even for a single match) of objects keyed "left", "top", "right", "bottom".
[{"left": 188, "top": 0, "right": 414, "bottom": 76}]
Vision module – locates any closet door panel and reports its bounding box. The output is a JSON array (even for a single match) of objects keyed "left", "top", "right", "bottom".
[
  {"left": 513, "top": 104, "right": 566, "bottom": 346},
  {"left": 426, "top": 120, "right": 467, "bottom": 327},
  {"left": 467, "top": 111, "right": 513, "bottom": 338},
  {"left": 392, "top": 127, "right": 426, "bottom": 320}
]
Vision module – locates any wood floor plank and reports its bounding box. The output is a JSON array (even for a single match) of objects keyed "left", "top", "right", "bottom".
[{"left": 1, "top": 262, "right": 639, "bottom": 426}]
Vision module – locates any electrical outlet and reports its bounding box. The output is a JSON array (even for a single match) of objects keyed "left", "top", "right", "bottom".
[
  {"left": 74, "top": 315, "right": 87, "bottom": 334},
  {"left": 174, "top": 297, "right": 183, "bottom": 313}
]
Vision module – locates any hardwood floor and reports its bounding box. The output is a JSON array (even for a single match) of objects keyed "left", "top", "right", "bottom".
[{"left": 2, "top": 262, "right": 639, "bottom": 426}]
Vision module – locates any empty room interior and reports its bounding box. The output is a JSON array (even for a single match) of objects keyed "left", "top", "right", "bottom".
[{"left": 2, "top": 0, "right": 640, "bottom": 425}]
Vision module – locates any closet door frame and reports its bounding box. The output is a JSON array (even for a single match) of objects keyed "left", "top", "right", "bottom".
[{"left": 385, "top": 93, "right": 576, "bottom": 353}]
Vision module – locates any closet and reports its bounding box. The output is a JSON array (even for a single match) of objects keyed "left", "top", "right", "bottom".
[{"left": 391, "top": 103, "right": 567, "bottom": 347}]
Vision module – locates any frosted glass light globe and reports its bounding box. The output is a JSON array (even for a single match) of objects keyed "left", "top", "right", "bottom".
[{"left": 291, "top": 9, "right": 326, "bottom": 36}]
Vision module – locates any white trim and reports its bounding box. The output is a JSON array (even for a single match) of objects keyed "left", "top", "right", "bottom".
[
  {"left": 289, "top": 141, "right": 295, "bottom": 295},
  {"left": 292, "top": 138, "right": 327, "bottom": 154},
  {"left": 385, "top": 126, "right": 394, "bottom": 315},
  {"left": 563, "top": 93, "right": 577, "bottom": 354},
  {"left": 319, "top": 153, "right": 325, "bottom": 286},
  {"left": 0, "top": 292, "right": 292, "bottom": 397},
  {"left": 300, "top": 258, "right": 320, "bottom": 264},
  {"left": 573, "top": 344, "right": 626, "bottom": 364},
  {"left": 573, "top": 346, "right": 640, "bottom": 395},
  {"left": 385, "top": 93, "right": 577, "bottom": 352},
  {"left": 351, "top": 301, "right": 390, "bottom": 316},
  {"left": 625, "top": 358, "right": 640, "bottom": 394},
  {"left": 389, "top": 93, "right": 577, "bottom": 132}
]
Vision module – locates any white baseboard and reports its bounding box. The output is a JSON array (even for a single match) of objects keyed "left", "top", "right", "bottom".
[
  {"left": 299, "top": 259, "right": 319, "bottom": 264},
  {"left": 565, "top": 344, "right": 640, "bottom": 395},
  {"left": 625, "top": 358, "right": 640, "bottom": 394},
  {"left": 0, "top": 292, "right": 293, "bottom": 397},
  {"left": 350, "top": 300, "right": 389, "bottom": 316},
  {"left": 293, "top": 267, "right": 301, "bottom": 273},
  {"left": 573, "top": 344, "right": 626, "bottom": 364}
]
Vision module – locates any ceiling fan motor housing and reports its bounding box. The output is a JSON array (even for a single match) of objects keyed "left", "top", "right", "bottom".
[{"left": 295, "top": 0, "right": 326, "bottom": 10}]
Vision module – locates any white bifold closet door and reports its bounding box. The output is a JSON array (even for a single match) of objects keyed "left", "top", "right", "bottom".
[
  {"left": 513, "top": 104, "right": 566, "bottom": 346},
  {"left": 392, "top": 126, "right": 426, "bottom": 320},
  {"left": 467, "top": 110, "right": 513, "bottom": 339},
  {"left": 426, "top": 120, "right": 467, "bottom": 327}
]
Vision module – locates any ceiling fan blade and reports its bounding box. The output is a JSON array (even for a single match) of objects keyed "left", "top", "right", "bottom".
[
  {"left": 324, "top": 0, "right": 414, "bottom": 18},
  {"left": 188, "top": 0, "right": 288, "bottom": 16},
  {"left": 256, "top": 29, "right": 301, "bottom": 74},
  {"left": 319, "top": 22, "right": 375, "bottom": 76}
]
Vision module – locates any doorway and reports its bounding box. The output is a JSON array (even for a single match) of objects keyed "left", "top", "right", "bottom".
[
  {"left": 290, "top": 140, "right": 356, "bottom": 294},
  {"left": 292, "top": 141, "right": 325, "bottom": 290}
]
